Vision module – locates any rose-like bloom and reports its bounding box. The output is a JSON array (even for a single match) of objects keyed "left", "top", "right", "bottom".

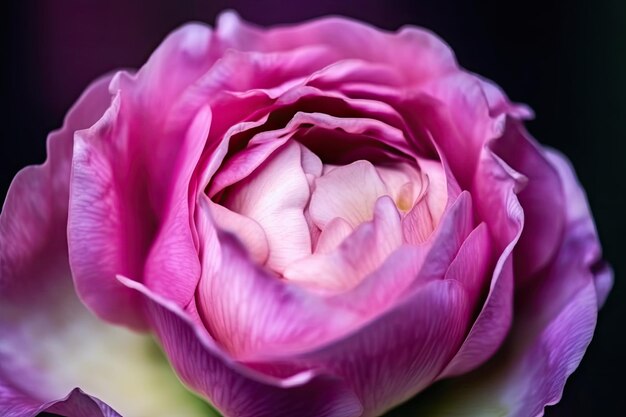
[{"left": 0, "top": 11, "right": 612, "bottom": 417}]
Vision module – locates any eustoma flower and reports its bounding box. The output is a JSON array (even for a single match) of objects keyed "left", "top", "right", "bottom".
[{"left": 0, "top": 11, "right": 611, "bottom": 417}]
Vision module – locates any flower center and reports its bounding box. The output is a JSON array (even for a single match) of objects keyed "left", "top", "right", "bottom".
[{"left": 210, "top": 139, "right": 446, "bottom": 293}]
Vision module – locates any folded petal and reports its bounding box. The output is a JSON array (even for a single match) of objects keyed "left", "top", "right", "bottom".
[
  {"left": 309, "top": 160, "right": 388, "bottom": 229},
  {"left": 120, "top": 276, "right": 363, "bottom": 417},
  {"left": 69, "top": 24, "right": 219, "bottom": 327},
  {"left": 285, "top": 196, "right": 403, "bottom": 293},
  {"left": 0, "top": 387, "right": 121, "bottom": 417},
  {"left": 492, "top": 121, "right": 565, "bottom": 283},
  {"left": 195, "top": 195, "right": 358, "bottom": 358},
  {"left": 1, "top": 76, "right": 213, "bottom": 417},
  {"left": 216, "top": 11, "right": 456, "bottom": 84},
  {"left": 223, "top": 141, "right": 312, "bottom": 272},
  {"left": 251, "top": 279, "right": 471, "bottom": 417},
  {"left": 388, "top": 136, "right": 609, "bottom": 417}
]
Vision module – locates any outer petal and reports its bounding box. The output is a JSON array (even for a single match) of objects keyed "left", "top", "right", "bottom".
[
  {"left": 216, "top": 11, "right": 456, "bottom": 84},
  {"left": 0, "top": 387, "right": 121, "bottom": 417},
  {"left": 1, "top": 77, "right": 212, "bottom": 417},
  {"left": 1, "top": 75, "right": 114, "bottom": 415},
  {"left": 68, "top": 24, "right": 217, "bottom": 327},
  {"left": 250, "top": 279, "right": 472, "bottom": 417},
  {"left": 119, "top": 276, "right": 363, "bottom": 417},
  {"left": 388, "top": 143, "right": 610, "bottom": 417},
  {"left": 492, "top": 121, "right": 565, "bottom": 282}
]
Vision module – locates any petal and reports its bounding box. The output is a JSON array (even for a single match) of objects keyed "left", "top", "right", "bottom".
[
  {"left": 207, "top": 199, "right": 269, "bottom": 264},
  {"left": 434, "top": 142, "right": 526, "bottom": 380},
  {"left": 0, "top": 387, "right": 121, "bottom": 417},
  {"left": 309, "top": 160, "right": 388, "bottom": 229},
  {"left": 0, "top": 75, "right": 121, "bottom": 417},
  {"left": 0, "top": 77, "right": 214, "bottom": 417},
  {"left": 544, "top": 149, "right": 613, "bottom": 306},
  {"left": 120, "top": 276, "right": 363, "bottom": 417},
  {"left": 284, "top": 196, "right": 403, "bottom": 293},
  {"left": 223, "top": 141, "right": 312, "bottom": 272},
  {"left": 314, "top": 217, "right": 353, "bottom": 254},
  {"left": 195, "top": 195, "right": 358, "bottom": 358},
  {"left": 216, "top": 11, "right": 456, "bottom": 84},
  {"left": 492, "top": 121, "right": 565, "bottom": 282},
  {"left": 389, "top": 137, "right": 610, "bottom": 417},
  {"left": 402, "top": 198, "right": 433, "bottom": 244},
  {"left": 250, "top": 279, "right": 471, "bottom": 417},
  {"left": 389, "top": 237, "right": 604, "bottom": 417},
  {"left": 69, "top": 23, "right": 219, "bottom": 326}
]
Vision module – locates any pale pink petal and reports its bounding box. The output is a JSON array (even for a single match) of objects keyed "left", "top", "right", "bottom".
[
  {"left": 284, "top": 196, "right": 402, "bottom": 293},
  {"left": 309, "top": 160, "right": 388, "bottom": 229},
  {"left": 300, "top": 144, "right": 323, "bottom": 177},
  {"left": 314, "top": 217, "right": 354, "bottom": 254},
  {"left": 419, "top": 157, "right": 448, "bottom": 225},
  {"left": 375, "top": 162, "right": 425, "bottom": 212},
  {"left": 206, "top": 199, "right": 269, "bottom": 265},
  {"left": 223, "top": 141, "right": 312, "bottom": 272},
  {"left": 195, "top": 195, "right": 357, "bottom": 357}
]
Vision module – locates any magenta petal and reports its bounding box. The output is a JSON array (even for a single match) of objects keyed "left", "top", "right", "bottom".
[
  {"left": 118, "top": 277, "right": 363, "bottom": 417},
  {"left": 0, "top": 387, "right": 120, "bottom": 417},
  {"left": 216, "top": 11, "right": 455, "bottom": 84},
  {"left": 1, "top": 75, "right": 135, "bottom": 417},
  {"left": 251, "top": 279, "right": 471, "bottom": 417},
  {"left": 388, "top": 136, "right": 609, "bottom": 417},
  {"left": 69, "top": 24, "right": 218, "bottom": 326},
  {"left": 492, "top": 121, "right": 565, "bottom": 282}
]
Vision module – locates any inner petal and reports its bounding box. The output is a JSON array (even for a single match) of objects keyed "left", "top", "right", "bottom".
[
  {"left": 309, "top": 160, "right": 388, "bottom": 229},
  {"left": 222, "top": 141, "right": 312, "bottom": 272}
]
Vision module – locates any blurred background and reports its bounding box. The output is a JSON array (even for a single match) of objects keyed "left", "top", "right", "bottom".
[{"left": 2, "top": 1, "right": 624, "bottom": 415}]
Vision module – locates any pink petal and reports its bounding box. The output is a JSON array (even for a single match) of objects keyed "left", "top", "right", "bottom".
[
  {"left": 195, "top": 195, "right": 357, "bottom": 358},
  {"left": 0, "top": 387, "right": 121, "bottom": 417},
  {"left": 314, "top": 217, "right": 353, "bottom": 254},
  {"left": 216, "top": 11, "right": 456, "bottom": 84},
  {"left": 390, "top": 132, "right": 609, "bottom": 417},
  {"left": 1, "top": 75, "right": 201, "bottom": 417},
  {"left": 309, "top": 160, "right": 388, "bottom": 229},
  {"left": 248, "top": 279, "right": 471, "bottom": 417},
  {"left": 206, "top": 199, "right": 269, "bottom": 265},
  {"left": 223, "top": 141, "right": 312, "bottom": 272},
  {"left": 119, "top": 275, "right": 363, "bottom": 417},
  {"left": 284, "top": 196, "right": 403, "bottom": 293},
  {"left": 69, "top": 24, "right": 219, "bottom": 323},
  {"left": 0, "top": 75, "right": 120, "bottom": 417},
  {"left": 402, "top": 198, "right": 434, "bottom": 244},
  {"left": 492, "top": 121, "right": 565, "bottom": 282}
]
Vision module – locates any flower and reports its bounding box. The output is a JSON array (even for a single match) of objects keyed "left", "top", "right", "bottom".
[{"left": 0, "top": 11, "right": 611, "bottom": 417}]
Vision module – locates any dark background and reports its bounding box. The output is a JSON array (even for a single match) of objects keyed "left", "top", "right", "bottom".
[{"left": 2, "top": 1, "right": 624, "bottom": 415}]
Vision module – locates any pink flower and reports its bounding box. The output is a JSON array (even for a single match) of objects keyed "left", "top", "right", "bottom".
[{"left": 0, "top": 11, "right": 611, "bottom": 417}]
